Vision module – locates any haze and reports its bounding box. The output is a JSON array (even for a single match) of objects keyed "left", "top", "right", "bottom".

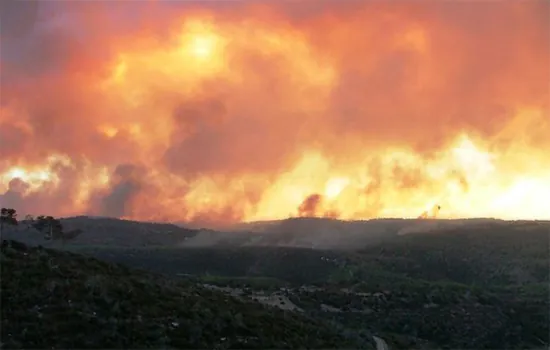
[{"left": 1, "top": 0, "right": 549, "bottom": 227}]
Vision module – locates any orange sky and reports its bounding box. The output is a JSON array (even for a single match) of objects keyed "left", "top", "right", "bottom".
[{"left": 1, "top": 1, "right": 549, "bottom": 227}]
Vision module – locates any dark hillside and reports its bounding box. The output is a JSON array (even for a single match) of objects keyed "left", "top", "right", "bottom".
[
  {"left": 3, "top": 217, "right": 548, "bottom": 349},
  {"left": 67, "top": 246, "right": 346, "bottom": 285},
  {"left": 3, "top": 216, "right": 200, "bottom": 248},
  {"left": 0, "top": 240, "right": 369, "bottom": 349},
  {"left": 354, "top": 222, "right": 550, "bottom": 286}
]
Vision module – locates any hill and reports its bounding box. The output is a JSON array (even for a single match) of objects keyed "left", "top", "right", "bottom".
[
  {"left": 0, "top": 240, "right": 370, "bottom": 349},
  {"left": 6, "top": 215, "right": 548, "bottom": 251},
  {"left": 62, "top": 220, "right": 549, "bottom": 349},
  {"left": 2, "top": 216, "right": 549, "bottom": 348},
  {"left": 3, "top": 216, "right": 199, "bottom": 248}
]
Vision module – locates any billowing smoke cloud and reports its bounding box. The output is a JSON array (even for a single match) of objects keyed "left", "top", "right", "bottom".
[
  {"left": 96, "top": 164, "right": 145, "bottom": 217},
  {"left": 1, "top": 0, "right": 549, "bottom": 226}
]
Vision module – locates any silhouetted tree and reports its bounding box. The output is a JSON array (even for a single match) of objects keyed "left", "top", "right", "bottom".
[
  {"left": 23, "top": 215, "right": 34, "bottom": 229},
  {"left": 32, "top": 216, "right": 59, "bottom": 240},
  {"left": 32, "top": 215, "right": 83, "bottom": 246},
  {"left": 0, "top": 208, "right": 18, "bottom": 235}
]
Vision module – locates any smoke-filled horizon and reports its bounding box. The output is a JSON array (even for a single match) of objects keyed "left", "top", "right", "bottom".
[{"left": 1, "top": 0, "right": 549, "bottom": 226}]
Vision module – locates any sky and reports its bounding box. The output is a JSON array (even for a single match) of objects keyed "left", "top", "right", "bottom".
[{"left": 1, "top": 0, "right": 549, "bottom": 227}]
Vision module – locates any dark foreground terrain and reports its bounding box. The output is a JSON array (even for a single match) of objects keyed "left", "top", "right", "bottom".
[
  {"left": 1, "top": 217, "right": 549, "bottom": 349},
  {"left": 1, "top": 241, "right": 369, "bottom": 349}
]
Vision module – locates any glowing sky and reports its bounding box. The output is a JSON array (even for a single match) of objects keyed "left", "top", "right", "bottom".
[{"left": 1, "top": 0, "right": 549, "bottom": 227}]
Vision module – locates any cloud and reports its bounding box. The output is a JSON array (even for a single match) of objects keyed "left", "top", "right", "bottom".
[{"left": 1, "top": 0, "right": 549, "bottom": 224}]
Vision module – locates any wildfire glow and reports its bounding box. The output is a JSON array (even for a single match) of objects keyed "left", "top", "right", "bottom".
[
  {"left": 1, "top": 1, "right": 548, "bottom": 226},
  {"left": 187, "top": 33, "right": 217, "bottom": 59},
  {"left": 1, "top": 167, "right": 52, "bottom": 193},
  {"left": 325, "top": 178, "right": 350, "bottom": 200}
]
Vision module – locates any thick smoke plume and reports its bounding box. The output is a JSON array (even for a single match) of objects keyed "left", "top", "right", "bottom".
[{"left": 1, "top": 0, "right": 549, "bottom": 227}]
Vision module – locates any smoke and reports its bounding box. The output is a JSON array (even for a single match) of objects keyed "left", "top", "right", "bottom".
[
  {"left": 298, "top": 194, "right": 323, "bottom": 217},
  {"left": 96, "top": 164, "right": 145, "bottom": 217},
  {"left": 1, "top": 0, "right": 549, "bottom": 226}
]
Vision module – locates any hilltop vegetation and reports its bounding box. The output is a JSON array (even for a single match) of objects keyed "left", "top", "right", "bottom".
[
  {"left": 1, "top": 213, "right": 549, "bottom": 349},
  {"left": 66, "top": 219, "right": 549, "bottom": 349},
  {"left": 68, "top": 220, "right": 549, "bottom": 288},
  {"left": 2, "top": 214, "right": 199, "bottom": 248}
]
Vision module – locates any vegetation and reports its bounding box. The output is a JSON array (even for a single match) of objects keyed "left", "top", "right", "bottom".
[
  {"left": 2, "top": 214, "right": 549, "bottom": 349},
  {"left": 67, "top": 245, "right": 345, "bottom": 285},
  {"left": 197, "top": 275, "right": 290, "bottom": 291},
  {"left": 0, "top": 208, "right": 18, "bottom": 235},
  {"left": 0, "top": 209, "right": 83, "bottom": 246},
  {"left": 53, "top": 216, "right": 198, "bottom": 247},
  {"left": 69, "top": 222, "right": 548, "bottom": 349},
  {"left": 287, "top": 276, "right": 549, "bottom": 349},
  {"left": 1, "top": 240, "right": 369, "bottom": 349},
  {"left": 31, "top": 215, "right": 83, "bottom": 245}
]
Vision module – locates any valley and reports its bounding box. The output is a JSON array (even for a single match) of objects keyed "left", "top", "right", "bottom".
[{"left": 2, "top": 216, "right": 549, "bottom": 349}]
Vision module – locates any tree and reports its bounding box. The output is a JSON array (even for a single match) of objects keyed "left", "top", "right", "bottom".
[
  {"left": 23, "top": 215, "right": 34, "bottom": 229},
  {"left": 0, "top": 208, "right": 18, "bottom": 235},
  {"left": 33, "top": 216, "right": 62, "bottom": 240},
  {"left": 32, "top": 215, "right": 83, "bottom": 246}
]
